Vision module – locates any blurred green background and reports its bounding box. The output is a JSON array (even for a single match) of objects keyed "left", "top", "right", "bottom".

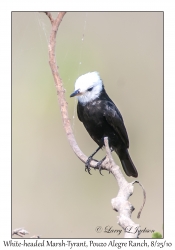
[{"left": 12, "top": 12, "right": 163, "bottom": 238}]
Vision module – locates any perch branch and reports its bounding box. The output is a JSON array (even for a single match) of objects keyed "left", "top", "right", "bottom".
[
  {"left": 45, "top": 11, "right": 109, "bottom": 171},
  {"left": 104, "top": 137, "right": 141, "bottom": 238},
  {"left": 45, "top": 12, "right": 146, "bottom": 238}
]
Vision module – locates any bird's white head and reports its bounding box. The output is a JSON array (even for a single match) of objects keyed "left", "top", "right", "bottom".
[{"left": 70, "top": 72, "right": 103, "bottom": 104}]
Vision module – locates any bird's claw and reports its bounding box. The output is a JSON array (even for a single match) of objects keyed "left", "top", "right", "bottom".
[
  {"left": 95, "top": 156, "right": 107, "bottom": 175},
  {"left": 85, "top": 156, "right": 92, "bottom": 175},
  {"left": 96, "top": 161, "right": 103, "bottom": 175},
  {"left": 85, "top": 156, "right": 106, "bottom": 176}
]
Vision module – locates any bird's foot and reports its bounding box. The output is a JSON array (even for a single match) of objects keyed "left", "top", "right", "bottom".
[
  {"left": 95, "top": 156, "right": 106, "bottom": 175},
  {"left": 85, "top": 156, "right": 93, "bottom": 175},
  {"left": 96, "top": 161, "right": 103, "bottom": 175},
  {"left": 95, "top": 156, "right": 111, "bottom": 174}
]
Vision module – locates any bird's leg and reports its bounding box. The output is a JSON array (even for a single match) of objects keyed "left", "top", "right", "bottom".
[{"left": 85, "top": 146, "right": 102, "bottom": 174}]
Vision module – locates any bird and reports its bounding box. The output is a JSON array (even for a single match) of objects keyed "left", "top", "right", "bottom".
[{"left": 70, "top": 72, "right": 138, "bottom": 178}]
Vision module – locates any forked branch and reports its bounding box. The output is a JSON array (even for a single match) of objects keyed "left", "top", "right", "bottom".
[{"left": 45, "top": 12, "right": 146, "bottom": 238}]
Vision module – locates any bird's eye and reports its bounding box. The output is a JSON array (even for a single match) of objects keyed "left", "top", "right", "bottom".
[{"left": 87, "top": 87, "right": 93, "bottom": 91}]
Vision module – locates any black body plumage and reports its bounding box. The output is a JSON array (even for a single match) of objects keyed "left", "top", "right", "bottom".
[{"left": 70, "top": 72, "right": 138, "bottom": 178}]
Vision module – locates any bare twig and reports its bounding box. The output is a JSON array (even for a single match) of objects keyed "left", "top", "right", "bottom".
[
  {"left": 12, "top": 227, "right": 40, "bottom": 238},
  {"left": 45, "top": 12, "right": 146, "bottom": 239},
  {"left": 12, "top": 228, "right": 29, "bottom": 237},
  {"left": 132, "top": 180, "right": 146, "bottom": 219},
  {"left": 44, "top": 12, "right": 54, "bottom": 24}
]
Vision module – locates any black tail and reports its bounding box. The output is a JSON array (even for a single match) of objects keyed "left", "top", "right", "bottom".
[{"left": 118, "top": 150, "right": 138, "bottom": 178}]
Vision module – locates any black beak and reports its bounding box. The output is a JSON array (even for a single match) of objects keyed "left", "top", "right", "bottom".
[{"left": 70, "top": 89, "right": 80, "bottom": 97}]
